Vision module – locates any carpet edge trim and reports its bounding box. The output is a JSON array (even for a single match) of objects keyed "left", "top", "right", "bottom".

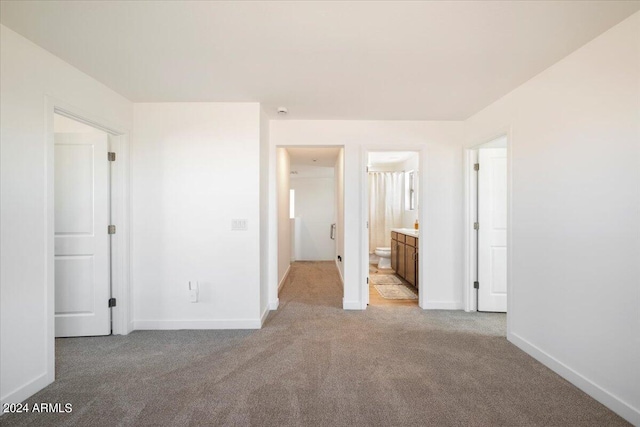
[
  {"left": 278, "top": 264, "right": 291, "bottom": 292},
  {"left": 335, "top": 259, "right": 344, "bottom": 286}
]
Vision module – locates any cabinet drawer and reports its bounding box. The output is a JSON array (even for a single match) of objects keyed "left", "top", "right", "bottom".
[
  {"left": 396, "top": 233, "right": 405, "bottom": 243},
  {"left": 406, "top": 236, "right": 417, "bottom": 247},
  {"left": 391, "top": 231, "right": 397, "bottom": 241}
]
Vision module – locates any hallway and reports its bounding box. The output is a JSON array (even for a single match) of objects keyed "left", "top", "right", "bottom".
[{"left": 2, "top": 262, "right": 627, "bottom": 426}]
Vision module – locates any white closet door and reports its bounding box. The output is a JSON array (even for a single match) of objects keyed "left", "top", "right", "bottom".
[
  {"left": 478, "top": 148, "right": 507, "bottom": 312},
  {"left": 55, "top": 133, "right": 111, "bottom": 337}
]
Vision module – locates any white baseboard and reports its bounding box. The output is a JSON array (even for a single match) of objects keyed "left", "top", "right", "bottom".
[
  {"left": 421, "top": 300, "right": 463, "bottom": 310},
  {"left": 269, "top": 299, "right": 279, "bottom": 310},
  {"left": 509, "top": 332, "right": 639, "bottom": 426},
  {"left": 0, "top": 372, "right": 50, "bottom": 406},
  {"left": 343, "top": 299, "right": 363, "bottom": 310},
  {"left": 260, "top": 306, "right": 270, "bottom": 327},
  {"left": 278, "top": 265, "right": 291, "bottom": 292},
  {"left": 133, "top": 319, "right": 262, "bottom": 330}
]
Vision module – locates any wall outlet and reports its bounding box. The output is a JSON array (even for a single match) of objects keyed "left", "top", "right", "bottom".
[
  {"left": 188, "top": 281, "right": 199, "bottom": 303},
  {"left": 189, "top": 289, "right": 198, "bottom": 303},
  {"left": 231, "top": 219, "right": 248, "bottom": 231}
]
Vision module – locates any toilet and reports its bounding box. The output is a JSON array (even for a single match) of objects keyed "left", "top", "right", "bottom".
[{"left": 374, "top": 247, "right": 392, "bottom": 269}]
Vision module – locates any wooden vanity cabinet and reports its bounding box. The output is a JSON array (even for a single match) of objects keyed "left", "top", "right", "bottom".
[
  {"left": 405, "top": 238, "right": 417, "bottom": 287},
  {"left": 391, "top": 232, "right": 399, "bottom": 272},
  {"left": 397, "top": 241, "right": 406, "bottom": 278},
  {"left": 390, "top": 231, "right": 419, "bottom": 290}
]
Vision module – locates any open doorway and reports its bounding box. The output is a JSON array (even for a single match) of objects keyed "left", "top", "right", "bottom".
[
  {"left": 366, "top": 151, "right": 420, "bottom": 307},
  {"left": 275, "top": 146, "right": 344, "bottom": 305},
  {"left": 466, "top": 136, "right": 508, "bottom": 313}
]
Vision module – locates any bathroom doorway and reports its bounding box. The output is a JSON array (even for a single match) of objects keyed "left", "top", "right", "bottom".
[{"left": 366, "top": 151, "right": 421, "bottom": 307}]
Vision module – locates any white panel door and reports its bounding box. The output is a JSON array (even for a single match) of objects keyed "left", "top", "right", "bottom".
[
  {"left": 55, "top": 133, "right": 111, "bottom": 337},
  {"left": 478, "top": 148, "right": 507, "bottom": 312}
]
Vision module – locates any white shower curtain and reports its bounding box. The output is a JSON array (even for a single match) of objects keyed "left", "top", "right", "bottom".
[{"left": 369, "top": 172, "right": 403, "bottom": 253}]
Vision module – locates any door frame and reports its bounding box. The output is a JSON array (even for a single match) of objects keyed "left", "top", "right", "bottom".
[
  {"left": 361, "top": 145, "right": 428, "bottom": 309},
  {"left": 463, "top": 130, "right": 513, "bottom": 323},
  {"left": 44, "top": 96, "right": 131, "bottom": 381}
]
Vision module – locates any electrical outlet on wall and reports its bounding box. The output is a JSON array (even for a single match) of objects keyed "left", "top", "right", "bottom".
[{"left": 188, "top": 281, "right": 199, "bottom": 303}]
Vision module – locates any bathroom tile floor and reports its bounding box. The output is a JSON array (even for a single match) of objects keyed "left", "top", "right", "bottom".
[{"left": 369, "top": 264, "right": 419, "bottom": 307}]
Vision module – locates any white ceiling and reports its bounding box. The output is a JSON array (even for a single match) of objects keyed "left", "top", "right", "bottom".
[
  {"left": 2, "top": 1, "right": 638, "bottom": 120},
  {"left": 288, "top": 147, "right": 340, "bottom": 178},
  {"left": 368, "top": 151, "right": 416, "bottom": 166},
  {"left": 287, "top": 147, "right": 341, "bottom": 167}
]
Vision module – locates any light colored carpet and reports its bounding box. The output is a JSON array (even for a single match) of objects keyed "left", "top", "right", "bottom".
[
  {"left": 370, "top": 274, "right": 403, "bottom": 285},
  {"left": 374, "top": 284, "right": 418, "bottom": 300},
  {"left": 1, "top": 261, "right": 629, "bottom": 426}
]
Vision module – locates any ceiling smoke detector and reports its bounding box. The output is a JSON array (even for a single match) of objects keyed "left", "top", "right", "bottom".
[{"left": 277, "top": 107, "right": 288, "bottom": 115}]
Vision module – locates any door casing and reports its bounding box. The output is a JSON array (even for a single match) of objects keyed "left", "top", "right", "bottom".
[
  {"left": 45, "top": 96, "right": 131, "bottom": 384},
  {"left": 361, "top": 145, "right": 427, "bottom": 309}
]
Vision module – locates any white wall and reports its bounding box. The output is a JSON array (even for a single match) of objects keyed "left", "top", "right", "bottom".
[
  {"left": 0, "top": 25, "right": 133, "bottom": 405},
  {"left": 270, "top": 121, "right": 465, "bottom": 309},
  {"left": 4, "top": 12, "right": 636, "bottom": 422},
  {"left": 465, "top": 12, "right": 640, "bottom": 424},
  {"left": 276, "top": 148, "right": 291, "bottom": 294},
  {"left": 291, "top": 174, "right": 336, "bottom": 260},
  {"left": 131, "top": 103, "right": 262, "bottom": 329},
  {"left": 334, "top": 148, "right": 345, "bottom": 281},
  {"left": 259, "top": 109, "right": 270, "bottom": 321}
]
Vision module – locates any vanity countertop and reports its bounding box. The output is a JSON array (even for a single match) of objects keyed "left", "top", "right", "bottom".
[{"left": 391, "top": 228, "right": 420, "bottom": 237}]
